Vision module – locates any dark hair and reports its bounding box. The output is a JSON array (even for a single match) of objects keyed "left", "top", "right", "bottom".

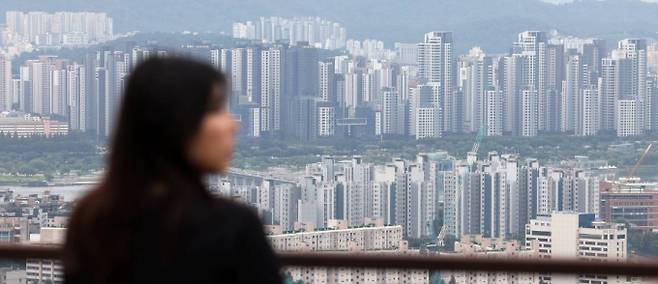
[{"left": 64, "top": 57, "right": 227, "bottom": 283}]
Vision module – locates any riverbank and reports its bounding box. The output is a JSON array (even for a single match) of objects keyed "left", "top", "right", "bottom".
[{"left": 0, "top": 173, "right": 102, "bottom": 187}]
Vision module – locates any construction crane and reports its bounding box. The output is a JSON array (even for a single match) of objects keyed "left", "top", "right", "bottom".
[
  {"left": 467, "top": 121, "right": 487, "bottom": 166},
  {"left": 627, "top": 143, "right": 653, "bottom": 179},
  {"left": 439, "top": 121, "right": 487, "bottom": 245},
  {"left": 471, "top": 123, "right": 485, "bottom": 154}
]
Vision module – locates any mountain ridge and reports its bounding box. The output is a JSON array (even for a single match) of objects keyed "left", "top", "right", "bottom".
[{"left": 1, "top": 0, "right": 657, "bottom": 52}]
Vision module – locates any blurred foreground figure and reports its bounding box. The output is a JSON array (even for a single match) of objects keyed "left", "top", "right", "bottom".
[{"left": 63, "top": 57, "right": 281, "bottom": 283}]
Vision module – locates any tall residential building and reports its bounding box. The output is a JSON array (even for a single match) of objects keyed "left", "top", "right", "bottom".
[
  {"left": 102, "top": 51, "right": 128, "bottom": 137},
  {"left": 512, "top": 31, "right": 548, "bottom": 132},
  {"left": 618, "top": 39, "right": 649, "bottom": 131},
  {"left": 20, "top": 56, "right": 71, "bottom": 116},
  {"left": 230, "top": 47, "right": 247, "bottom": 107},
  {"left": 26, "top": 57, "right": 54, "bottom": 115},
  {"left": 443, "top": 152, "right": 524, "bottom": 239},
  {"left": 84, "top": 50, "right": 132, "bottom": 137},
  {"left": 410, "top": 83, "right": 441, "bottom": 139},
  {"left": 233, "top": 17, "right": 346, "bottom": 50},
  {"left": 417, "top": 32, "right": 456, "bottom": 133},
  {"left": 318, "top": 59, "right": 336, "bottom": 103},
  {"left": 394, "top": 42, "right": 418, "bottom": 65},
  {"left": 83, "top": 53, "right": 98, "bottom": 134},
  {"left": 615, "top": 99, "right": 641, "bottom": 137},
  {"left": 600, "top": 58, "right": 622, "bottom": 132},
  {"left": 316, "top": 101, "right": 335, "bottom": 137},
  {"left": 500, "top": 54, "right": 522, "bottom": 134},
  {"left": 561, "top": 53, "right": 582, "bottom": 133},
  {"left": 283, "top": 44, "right": 319, "bottom": 141},
  {"left": 520, "top": 88, "right": 538, "bottom": 137},
  {"left": 245, "top": 47, "right": 262, "bottom": 104},
  {"left": 0, "top": 54, "right": 10, "bottom": 111},
  {"left": 67, "top": 63, "right": 86, "bottom": 131},
  {"left": 380, "top": 88, "right": 403, "bottom": 135},
  {"left": 461, "top": 47, "right": 495, "bottom": 133},
  {"left": 545, "top": 44, "right": 565, "bottom": 132},
  {"left": 260, "top": 47, "right": 283, "bottom": 133},
  {"left": 576, "top": 86, "right": 599, "bottom": 136},
  {"left": 5, "top": 11, "right": 113, "bottom": 46},
  {"left": 484, "top": 90, "right": 503, "bottom": 136},
  {"left": 342, "top": 157, "right": 373, "bottom": 227},
  {"left": 51, "top": 68, "right": 68, "bottom": 117}
]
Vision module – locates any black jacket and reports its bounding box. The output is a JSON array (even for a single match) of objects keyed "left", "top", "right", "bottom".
[{"left": 65, "top": 195, "right": 282, "bottom": 283}]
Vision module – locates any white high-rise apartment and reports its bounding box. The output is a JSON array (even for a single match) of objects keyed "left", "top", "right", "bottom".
[
  {"left": 461, "top": 47, "right": 495, "bottom": 133},
  {"left": 316, "top": 103, "right": 335, "bottom": 137},
  {"left": 484, "top": 90, "right": 503, "bottom": 136},
  {"left": 273, "top": 184, "right": 301, "bottom": 232},
  {"left": 649, "top": 43, "right": 658, "bottom": 73},
  {"left": 561, "top": 53, "right": 582, "bottom": 133},
  {"left": 67, "top": 63, "right": 86, "bottom": 131},
  {"left": 417, "top": 32, "right": 456, "bottom": 132},
  {"left": 232, "top": 17, "right": 346, "bottom": 50},
  {"left": 102, "top": 52, "right": 128, "bottom": 137},
  {"left": 601, "top": 58, "right": 621, "bottom": 131},
  {"left": 25, "top": 56, "right": 65, "bottom": 115},
  {"left": 51, "top": 69, "right": 67, "bottom": 117},
  {"left": 245, "top": 47, "right": 261, "bottom": 104},
  {"left": 615, "top": 99, "right": 641, "bottom": 137},
  {"left": 230, "top": 48, "right": 246, "bottom": 102},
  {"left": 618, "top": 39, "right": 649, "bottom": 130},
  {"left": 576, "top": 86, "right": 600, "bottom": 136},
  {"left": 5, "top": 11, "right": 113, "bottom": 46},
  {"left": 0, "top": 53, "right": 11, "bottom": 111},
  {"left": 513, "top": 31, "right": 548, "bottom": 132},
  {"left": 380, "top": 88, "right": 401, "bottom": 135},
  {"left": 394, "top": 42, "right": 418, "bottom": 65},
  {"left": 520, "top": 88, "right": 538, "bottom": 137},
  {"left": 260, "top": 47, "right": 283, "bottom": 133},
  {"left": 318, "top": 59, "right": 335, "bottom": 102},
  {"left": 410, "top": 83, "right": 441, "bottom": 139},
  {"left": 343, "top": 157, "right": 373, "bottom": 226}
]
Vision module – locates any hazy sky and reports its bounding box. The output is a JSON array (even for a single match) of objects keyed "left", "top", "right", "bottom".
[
  {"left": 2, "top": 0, "right": 658, "bottom": 52},
  {"left": 542, "top": 0, "right": 658, "bottom": 3}
]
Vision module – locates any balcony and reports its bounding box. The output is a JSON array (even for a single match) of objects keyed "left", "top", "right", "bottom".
[{"left": 2, "top": 244, "right": 658, "bottom": 282}]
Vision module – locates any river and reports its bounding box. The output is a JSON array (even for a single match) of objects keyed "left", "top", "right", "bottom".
[{"left": 0, "top": 184, "right": 93, "bottom": 201}]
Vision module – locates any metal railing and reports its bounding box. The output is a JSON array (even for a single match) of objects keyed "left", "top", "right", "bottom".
[{"left": 3, "top": 244, "right": 658, "bottom": 277}]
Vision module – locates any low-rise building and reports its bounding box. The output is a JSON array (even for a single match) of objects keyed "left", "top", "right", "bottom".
[
  {"left": 25, "top": 227, "right": 66, "bottom": 284},
  {"left": 525, "top": 212, "right": 628, "bottom": 284},
  {"left": 268, "top": 224, "right": 403, "bottom": 252},
  {"left": 269, "top": 225, "right": 430, "bottom": 283},
  {"left": 0, "top": 112, "right": 68, "bottom": 137},
  {"left": 599, "top": 179, "right": 658, "bottom": 231}
]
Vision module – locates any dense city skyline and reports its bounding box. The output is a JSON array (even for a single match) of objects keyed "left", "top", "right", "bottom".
[
  {"left": 2, "top": 7, "right": 658, "bottom": 284},
  {"left": 3, "top": 14, "right": 658, "bottom": 142}
]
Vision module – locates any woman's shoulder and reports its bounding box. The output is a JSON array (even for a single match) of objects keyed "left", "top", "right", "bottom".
[
  {"left": 68, "top": 187, "right": 108, "bottom": 225},
  {"left": 206, "top": 197, "right": 260, "bottom": 221},
  {"left": 187, "top": 197, "right": 265, "bottom": 243},
  {"left": 190, "top": 196, "right": 262, "bottom": 230}
]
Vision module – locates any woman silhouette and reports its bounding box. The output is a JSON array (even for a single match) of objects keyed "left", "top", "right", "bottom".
[{"left": 63, "top": 57, "right": 281, "bottom": 283}]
